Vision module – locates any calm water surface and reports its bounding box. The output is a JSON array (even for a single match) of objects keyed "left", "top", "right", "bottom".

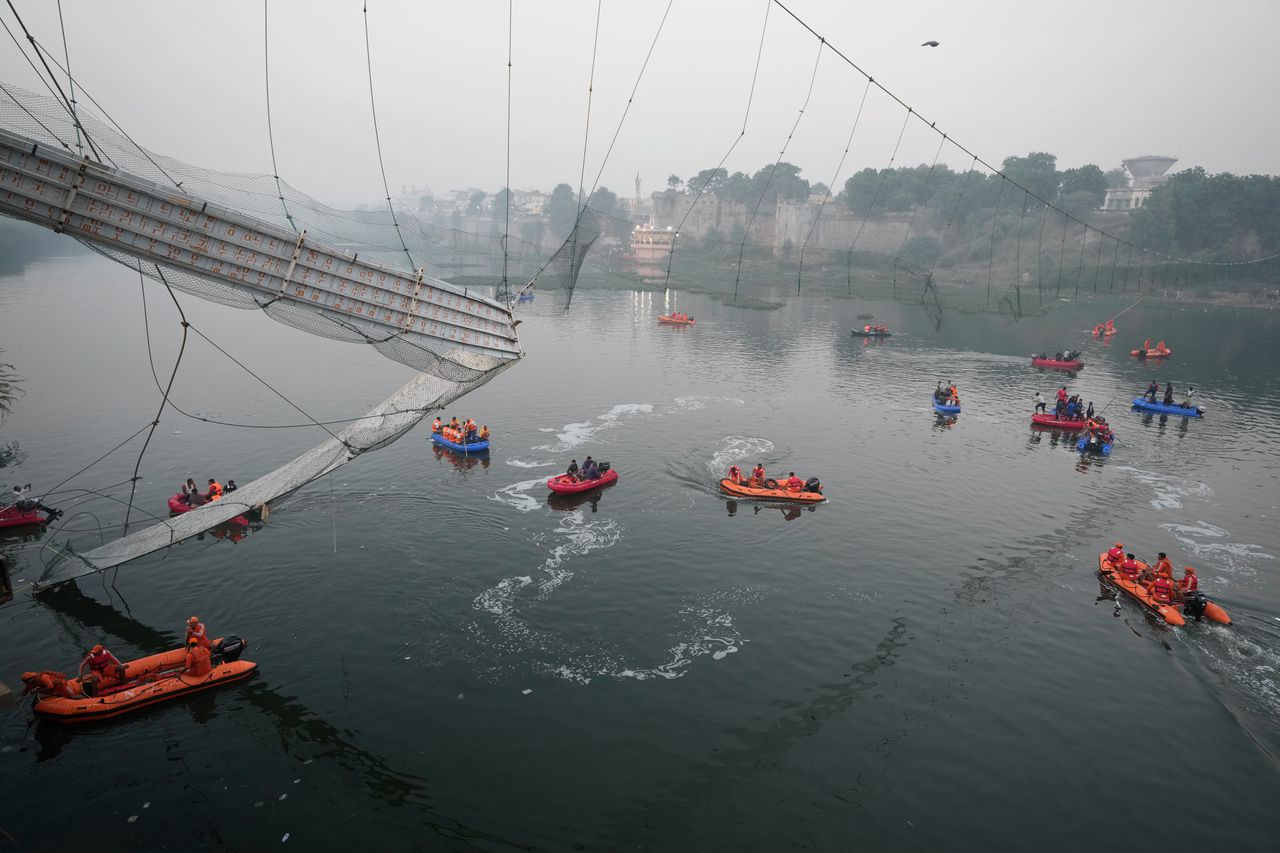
[{"left": 2, "top": 254, "right": 1279, "bottom": 850}]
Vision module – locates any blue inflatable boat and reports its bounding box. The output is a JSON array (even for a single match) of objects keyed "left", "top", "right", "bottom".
[
  {"left": 1130, "top": 397, "right": 1204, "bottom": 418},
  {"left": 1076, "top": 434, "right": 1114, "bottom": 456},
  {"left": 933, "top": 400, "right": 961, "bottom": 415},
  {"left": 430, "top": 433, "right": 490, "bottom": 454}
]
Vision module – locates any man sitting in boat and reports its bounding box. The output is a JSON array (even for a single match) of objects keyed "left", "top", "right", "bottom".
[
  {"left": 79, "top": 644, "right": 125, "bottom": 690},
  {"left": 750, "top": 463, "right": 766, "bottom": 487},
  {"left": 785, "top": 472, "right": 804, "bottom": 492},
  {"left": 432, "top": 417, "right": 443, "bottom": 433},
  {"left": 727, "top": 465, "right": 744, "bottom": 485},
  {"left": 581, "top": 458, "right": 601, "bottom": 481},
  {"left": 184, "top": 638, "right": 213, "bottom": 677},
  {"left": 206, "top": 479, "right": 224, "bottom": 502},
  {"left": 1106, "top": 542, "right": 1125, "bottom": 564},
  {"left": 1118, "top": 553, "right": 1142, "bottom": 580},
  {"left": 865, "top": 324, "right": 873, "bottom": 333},
  {"left": 1150, "top": 573, "right": 1175, "bottom": 604},
  {"left": 1178, "top": 566, "right": 1198, "bottom": 599},
  {"left": 566, "top": 459, "right": 579, "bottom": 478}
]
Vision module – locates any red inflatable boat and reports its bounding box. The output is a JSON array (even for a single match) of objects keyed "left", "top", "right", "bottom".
[
  {"left": 0, "top": 504, "right": 46, "bottom": 528},
  {"left": 547, "top": 469, "right": 619, "bottom": 494},
  {"left": 1031, "top": 413, "right": 1088, "bottom": 430},
  {"left": 168, "top": 494, "right": 250, "bottom": 526},
  {"left": 1031, "top": 355, "right": 1084, "bottom": 371}
]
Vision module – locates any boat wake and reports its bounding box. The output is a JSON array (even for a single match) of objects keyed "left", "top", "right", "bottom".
[
  {"left": 534, "top": 403, "right": 655, "bottom": 452},
  {"left": 487, "top": 478, "right": 546, "bottom": 513},
  {"left": 505, "top": 459, "right": 556, "bottom": 468}
]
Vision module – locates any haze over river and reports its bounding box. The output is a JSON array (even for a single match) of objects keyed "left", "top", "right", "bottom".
[{"left": 2, "top": 254, "right": 1279, "bottom": 850}]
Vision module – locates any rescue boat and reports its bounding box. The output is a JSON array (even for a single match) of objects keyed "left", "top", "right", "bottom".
[
  {"left": 1130, "top": 346, "right": 1172, "bottom": 359},
  {"left": 851, "top": 329, "right": 892, "bottom": 338},
  {"left": 0, "top": 504, "right": 47, "bottom": 528},
  {"left": 719, "top": 478, "right": 825, "bottom": 503},
  {"left": 168, "top": 494, "right": 250, "bottom": 526},
  {"left": 658, "top": 314, "right": 695, "bottom": 326},
  {"left": 1076, "top": 433, "right": 1115, "bottom": 456},
  {"left": 430, "top": 433, "right": 490, "bottom": 454},
  {"left": 1131, "top": 397, "right": 1204, "bottom": 417},
  {"left": 1031, "top": 355, "right": 1084, "bottom": 371},
  {"left": 1091, "top": 326, "right": 1117, "bottom": 337},
  {"left": 1030, "top": 413, "right": 1087, "bottom": 430},
  {"left": 547, "top": 468, "right": 618, "bottom": 494},
  {"left": 1097, "top": 554, "right": 1230, "bottom": 626},
  {"left": 25, "top": 636, "right": 256, "bottom": 723}
]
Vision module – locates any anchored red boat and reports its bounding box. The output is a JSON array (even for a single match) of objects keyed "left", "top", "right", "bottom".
[
  {"left": 1031, "top": 355, "right": 1084, "bottom": 371},
  {"left": 168, "top": 494, "right": 250, "bottom": 526},
  {"left": 24, "top": 636, "right": 256, "bottom": 723},
  {"left": 547, "top": 469, "right": 619, "bottom": 494},
  {"left": 1030, "top": 413, "right": 1088, "bottom": 430},
  {"left": 0, "top": 504, "right": 47, "bottom": 528}
]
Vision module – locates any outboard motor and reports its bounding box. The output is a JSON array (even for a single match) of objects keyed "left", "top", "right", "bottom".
[
  {"left": 804, "top": 477, "right": 822, "bottom": 494},
  {"left": 1183, "top": 591, "right": 1208, "bottom": 622},
  {"left": 597, "top": 461, "right": 611, "bottom": 473},
  {"left": 211, "top": 635, "right": 247, "bottom": 664}
]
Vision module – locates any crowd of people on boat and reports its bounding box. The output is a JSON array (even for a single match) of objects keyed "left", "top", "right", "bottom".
[
  {"left": 1142, "top": 380, "right": 1195, "bottom": 407},
  {"left": 1103, "top": 543, "right": 1199, "bottom": 605},
  {"left": 725, "top": 464, "right": 822, "bottom": 495},
  {"left": 861, "top": 324, "right": 889, "bottom": 333},
  {"left": 1136, "top": 338, "right": 1170, "bottom": 357},
  {"left": 177, "top": 477, "right": 237, "bottom": 507},
  {"left": 1034, "top": 386, "right": 1094, "bottom": 421},
  {"left": 565, "top": 456, "right": 608, "bottom": 481},
  {"left": 665, "top": 312, "right": 693, "bottom": 322},
  {"left": 431, "top": 416, "right": 489, "bottom": 445},
  {"left": 1035, "top": 349, "right": 1081, "bottom": 363},
  {"left": 933, "top": 381, "right": 959, "bottom": 406},
  {"left": 1091, "top": 319, "right": 1116, "bottom": 336}
]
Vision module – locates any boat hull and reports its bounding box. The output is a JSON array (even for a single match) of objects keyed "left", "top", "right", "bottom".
[
  {"left": 0, "top": 505, "right": 46, "bottom": 528},
  {"left": 658, "top": 315, "right": 695, "bottom": 326},
  {"left": 1131, "top": 397, "right": 1203, "bottom": 417},
  {"left": 168, "top": 494, "right": 249, "bottom": 526},
  {"left": 1097, "top": 554, "right": 1230, "bottom": 626},
  {"left": 32, "top": 640, "right": 257, "bottom": 723},
  {"left": 719, "top": 478, "right": 825, "bottom": 503},
  {"left": 851, "top": 330, "right": 892, "bottom": 338},
  {"left": 1031, "top": 413, "right": 1087, "bottom": 430},
  {"left": 1031, "top": 357, "right": 1084, "bottom": 370},
  {"left": 430, "top": 433, "right": 490, "bottom": 453},
  {"left": 933, "top": 401, "right": 961, "bottom": 414},
  {"left": 547, "top": 469, "right": 618, "bottom": 494}
]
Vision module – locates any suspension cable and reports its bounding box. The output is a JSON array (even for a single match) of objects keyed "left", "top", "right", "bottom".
[
  {"left": 263, "top": 0, "right": 297, "bottom": 232},
  {"left": 361, "top": 1, "right": 416, "bottom": 272}
]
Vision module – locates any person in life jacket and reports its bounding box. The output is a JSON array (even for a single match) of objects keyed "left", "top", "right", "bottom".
[
  {"left": 183, "top": 639, "right": 212, "bottom": 677},
  {"left": 21, "top": 670, "right": 76, "bottom": 699},
  {"left": 1143, "top": 338, "right": 1152, "bottom": 352},
  {"left": 1151, "top": 573, "right": 1175, "bottom": 604},
  {"left": 206, "top": 479, "right": 223, "bottom": 502},
  {"left": 1178, "top": 566, "right": 1198, "bottom": 593},
  {"left": 728, "top": 465, "right": 743, "bottom": 485},
  {"left": 479, "top": 425, "right": 490, "bottom": 440},
  {"left": 79, "top": 644, "right": 124, "bottom": 685},
  {"left": 450, "top": 417, "right": 460, "bottom": 431},
  {"left": 1118, "top": 553, "right": 1142, "bottom": 579},
  {"left": 186, "top": 616, "right": 211, "bottom": 649},
  {"left": 864, "top": 324, "right": 872, "bottom": 332},
  {"left": 1106, "top": 542, "right": 1125, "bottom": 565},
  {"left": 785, "top": 472, "right": 803, "bottom": 492},
  {"left": 1153, "top": 552, "right": 1174, "bottom": 578},
  {"left": 750, "top": 464, "right": 766, "bottom": 487},
  {"left": 432, "top": 417, "right": 443, "bottom": 433}
]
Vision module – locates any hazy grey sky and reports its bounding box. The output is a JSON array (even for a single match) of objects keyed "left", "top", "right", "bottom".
[{"left": 3, "top": 1, "right": 1277, "bottom": 208}]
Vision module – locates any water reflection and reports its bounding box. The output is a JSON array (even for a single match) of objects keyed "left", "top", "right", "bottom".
[{"left": 546, "top": 487, "right": 608, "bottom": 513}]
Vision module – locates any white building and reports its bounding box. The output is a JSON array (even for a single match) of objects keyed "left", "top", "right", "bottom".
[{"left": 1102, "top": 155, "right": 1177, "bottom": 211}]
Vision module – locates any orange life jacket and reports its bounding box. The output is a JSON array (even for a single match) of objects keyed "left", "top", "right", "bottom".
[
  {"left": 432, "top": 419, "right": 442, "bottom": 432},
  {"left": 184, "top": 645, "right": 212, "bottom": 677},
  {"left": 186, "top": 622, "right": 210, "bottom": 648},
  {"left": 1154, "top": 557, "right": 1173, "bottom": 577},
  {"left": 786, "top": 477, "right": 803, "bottom": 492},
  {"left": 208, "top": 481, "right": 223, "bottom": 500},
  {"left": 1179, "top": 571, "right": 1198, "bottom": 591},
  {"left": 1119, "top": 558, "right": 1140, "bottom": 577},
  {"left": 479, "top": 427, "right": 489, "bottom": 439},
  {"left": 1152, "top": 575, "right": 1173, "bottom": 603},
  {"left": 1107, "top": 547, "right": 1124, "bottom": 564}
]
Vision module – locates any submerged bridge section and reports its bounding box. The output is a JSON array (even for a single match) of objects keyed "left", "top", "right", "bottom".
[{"left": 0, "top": 127, "right": 520, "bottom": 368}]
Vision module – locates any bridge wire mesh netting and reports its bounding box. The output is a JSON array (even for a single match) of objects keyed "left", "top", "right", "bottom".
[{"left": 0, "top": 84, "right": 600, "bottom": 585}]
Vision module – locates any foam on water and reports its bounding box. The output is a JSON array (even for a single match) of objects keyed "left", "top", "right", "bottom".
[
  {"left": 669, "top": 395, "right": 746, "bottom": 412},
  {"left": 708, "top": 435, "right": 775, "bottom": 477},
  {"left": 616, "top": 605, "right": 744, "bottom": 681},
  {"left": 1115, "top": 466, "right": 1213, "bottom": 510},
  {"left": 1158, "top": 521, "right": 1275, "bottom": 584},
  {"left": 488, "top": 478, "right": 547, "bottom": 513},
  {"left": 505, "top": 459, "right": 556, "bottom": 469},
  {"left": 534, "top": 403, "right": 655, "bottom": 452}
]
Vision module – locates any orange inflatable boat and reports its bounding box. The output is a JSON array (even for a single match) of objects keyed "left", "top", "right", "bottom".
[
  {"left": 719, "top": 478, "right": 825, "bottom": 503},
  {"left": 23, "top": 636, "right": 256, "bottom": 723},
  {"left": 1096, "top": 554, "right": 1230, "bottom": 627},
  {"left": 658, "top": 314, "right": 695, "bottom": 326}
]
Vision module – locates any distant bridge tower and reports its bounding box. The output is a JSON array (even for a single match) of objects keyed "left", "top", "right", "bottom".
[{"left": 1103, "top": 155, "right": 1177, "bottom": 211}]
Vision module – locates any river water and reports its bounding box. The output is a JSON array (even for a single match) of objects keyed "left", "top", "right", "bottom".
[{"left": 2, "top": 254, "right": 1278, "bottom": 850}]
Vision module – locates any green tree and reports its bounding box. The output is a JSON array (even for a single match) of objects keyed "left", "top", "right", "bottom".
[
  {"left": 667, "top": 174, "right": 682, "bottom": 191},
  {"left": 547, "top": 183, "right": 578, "bottom": 240},
  {"left": 468, "top": 190, "right": 487, "bottom": 214},
  {"left": 493, "top": 187, "right": 513, "bottom": 215},
  {"left": 1105, "top": 167, "right": 1129, "bottom": 188},
  {"left": 1001, "top": 152, "right": 1059, "bottom": 204},
  {"left": 1059, "top": 165, "right": 1108, "bottom": 208},
  {"left": 687, "top": 167, "right": 728, "bottom": 195},
  {"left": 588, "top": 186, "right": 618, "bottom": 217}
]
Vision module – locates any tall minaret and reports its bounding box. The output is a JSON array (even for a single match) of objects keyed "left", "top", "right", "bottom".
[{"left": 635, "top": 172, "right": 643, "bottom": 224}]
